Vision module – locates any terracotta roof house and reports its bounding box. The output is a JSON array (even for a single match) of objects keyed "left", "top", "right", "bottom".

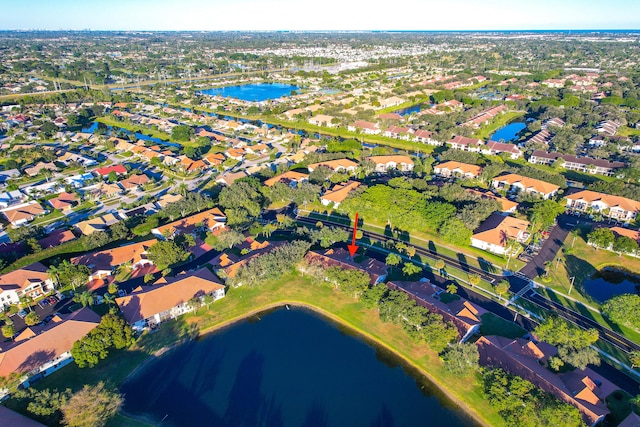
[
  {"left": 38, "top": 229, "right": 77, "bottom": 249},
  {"left": 47, "top": 192, "right": 78, "bottom": 212},
  {"left": 94, "top": 164, "right": 127, "bottom": 177},
  {"left": 2, "top": 202, "right": 46, "bottom": 226},
  {"left": 413, "top": 129, "right": 440, "bottom": 145},
  {"left": 303, "top": 248, "right": 388, "bottom": 285},
  {"left": 307, "top": 159, "right": 358, "bottom": 173},
  {"left": 476, "top": 335, "right": 618, "bottom": 426},
  {"left": 482, "top": 141, "right": 523, "bottom": 159},
  {"left": 220, "top": 240, "right": 285, "bottom": 280},
  {"left": 74, "top": 213, "right": 121, "bottom": 235},
  {"left": 383, "top": 126, "right": 414, "bottom": 140},
  {"left": 72, "top": 239, "right": 157, "bottom": 281},
  {"left": 0, "top": 307, "right": 100, "bottom": 383},
  {"left": 116, "top": 267, "right": 225, "bottom": 331},
  {"left": 367, "top": 155, "right": 414, "bottom": 173},
  {"left": 0, "top": 262, "right": 54, "bottom": 309},
  {"left": 204, "top": 152, "right": 226, "bottom": 167},
  {"left": 446, "top": 135, "right": 483, "bottom": 152},
  {"left": 347, "top": 120, "right": 380, "bottom": 135},
  {"left": 466, "top": 189, "right": 518, "bottom": 213},
  {"left": 264, "top": 171, "right": 309, "bottom": 187},
  {"left": 387, "top": 280, "right": 487, "bottom": 341},
  {"left": 565, "top": 190, "right": 640, "bottom": 223},
  {"left": 471, "top": 213, "right": 530, "bottom": 255},
  {"left": 152, "top": 207, "right": 226, "bottom": 239},
  {"left": 434, "top": 161, "right": 483, "bottom": 179},
  {"left": 492, "top": 173, "right": 560, "bottom": 199},
  {"left": 0, "top": 406, "right": 47, "bottom": 427},
  {"left": 119, "top": 174, "right": 150, "bottom": 191},
  {"left": 321, "top": 181, "right": 361, "bottom": 208}
]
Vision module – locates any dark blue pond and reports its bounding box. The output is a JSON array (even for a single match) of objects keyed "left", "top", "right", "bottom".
[
  {"left": 582, "top": 269, "right": 640, "bottom": 303},
  {"left": 81, "top": 122, "right": 180, "bottom": 147},
  {"left": 199, "top": 83, "right": 300, "bottom": 102},
  {"left": 121, "top": 307, "right": 475, "bottom": 427},
  {"left": 489, "top": 122, "right": 526, "bottom": 142}
]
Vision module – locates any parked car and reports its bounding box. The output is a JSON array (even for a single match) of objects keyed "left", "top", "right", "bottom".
[{"left": 17, "top": 310, "right": 27, "bottom": 318}]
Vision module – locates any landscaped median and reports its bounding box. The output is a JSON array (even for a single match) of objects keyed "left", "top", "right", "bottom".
[{"left": 29, "top": 271, "right": 504, "bottom": 427}]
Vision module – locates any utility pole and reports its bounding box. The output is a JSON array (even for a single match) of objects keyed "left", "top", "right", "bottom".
[{"left": 568, "top": 276, "right": 575, "bottom": 295}]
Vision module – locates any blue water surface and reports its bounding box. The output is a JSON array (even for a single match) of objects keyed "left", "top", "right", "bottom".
[
  {"left": 121, "top": 307, "right": 476, "bottom": 427},
  {"left": 200, "top": 83, "right": 299, "bottom": 102}
]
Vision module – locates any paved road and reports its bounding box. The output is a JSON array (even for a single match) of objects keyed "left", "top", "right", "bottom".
[
  {"left": 518, "top": 214, "right": 573, "bottom": 279},
  {"left": 295, "top": 216, "right": 640, "bottom": 358}
]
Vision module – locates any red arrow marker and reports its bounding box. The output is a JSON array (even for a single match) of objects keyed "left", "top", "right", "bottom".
[{"left": 347, "top": 212, "right": 359, "bottom": 258}]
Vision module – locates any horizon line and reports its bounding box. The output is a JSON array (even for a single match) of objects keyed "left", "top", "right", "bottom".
[{"left": 1, "top": 28, "right": 640, "bottom": 33}]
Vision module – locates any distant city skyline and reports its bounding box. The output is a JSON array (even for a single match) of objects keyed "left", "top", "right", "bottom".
[{"left": 1, "top": 0, "right": 639, "bottom": 31}]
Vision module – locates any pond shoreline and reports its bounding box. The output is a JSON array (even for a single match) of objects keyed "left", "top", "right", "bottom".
[{"left": 121, "top": 301, "right": 490, "bottom": 427}]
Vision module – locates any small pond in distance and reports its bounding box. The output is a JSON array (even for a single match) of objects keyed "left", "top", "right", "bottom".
[
  {"left": 121, "top": 307, "right": 476, "bottom": 427},
  {"left": 489, "top": 122, "right": 526, "bottom": 142},
  {"left": 582, "top": 268, "right": 640, "bottom": 303},
  {"left": 199, "top": 83, "right": 299, "bottom": 102}
]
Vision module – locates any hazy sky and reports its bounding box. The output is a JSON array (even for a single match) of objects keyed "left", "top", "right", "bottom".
[{"left": 1, "top": 0, "right": 639, "bottom": 31}]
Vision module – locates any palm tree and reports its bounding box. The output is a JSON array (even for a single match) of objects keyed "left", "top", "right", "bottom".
[
  {"left": 74, "top": 291, "right": 95, "bottom": 307},
  {"left": 405, "top": 246, "right": 416, "bottom": 260},
  {"left": 446, "top": 283, "right": 458, "bottom": 294},
  {"left": 435, "top": 259, "right": 445, "bottom": 272},
  {"left": 385, "top": 253, "right": 401, "bottom": 270},
  {"left": 402, "top": 262, "right": 421, "bottom": 278},
  {"left": 468, "top": 273, "right": 481, "bottom": 286},
  {"left": 103, "top": 293, "right": 115, "bottom": 307},
  {"left": 505, "top": 239, "right": 519, "bottom": 270},
  {"left": 47, "top": 265, "right": 60, "bottom": 289}
]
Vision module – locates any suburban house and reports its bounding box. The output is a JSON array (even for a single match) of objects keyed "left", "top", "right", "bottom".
[
  {"left": 219, "top": 239, "right": 284, "bottom": 280},
  {"left": 89, "top": 182, "right": 123, "bottom": 200},
  {"left": 47, "top": 192, "right": 79, "bottom": 213},
  {"left": 321, "top": 181, "right": 361, "bottom": 207},
  {"left": 303, "top": 248, "right": 388, "bottom": 285},
  {"left": 0, "top": 190, "right": 26, "bottom": 209},
  {"left": 307, "top": 159, "right": 359, "bottom": 173},
  {"left": 0, "top": 262, "right": 54, "bottom": 309},
  {"left": 482, "top": 141, "right": 523, "bottom": 159},
  {"left": 116, "top": 267, "right": 225, "bottom": 331},
  {"left": 367, "top": 155, "right": 414, "bottom": 173},
  {"left": 434, "top": 161, "right": 483, "bottom": 179},
  {"left": 471, "top": 213, "right": 530, "bottom": 255},
  {"left": 492, "top": 173, "right": 560, "bottom": 199},
  {"left": 215, "top": 171, "right": 248, "bottom": 186},
  {"left": 1, "top": 202, "right": 46, "bottom": 226},
  {"left": 308, "top": 114, "right": 336, "bottom": 127},
  {"left": 263, "top": 170, "right": 309, "bottom": 187},
  {"left": 74, "top": 213, "right": 121, "bottom": 235},
  {"left": 0, "top": 308, "right": 101, "bottom": 390},
  {"left": 94, "top": 164, "right": 127, "bottom": 178},
  {"left": 466, "top": 189, "right": 519, "bottom": 213},
  {"left": 24, "top": 162, "right": 57, "bottom": 177},
  {"left": 565, "top": 190, "right": 640, "bottom": 222},
  {"left": 152, "top": 207, "right": 226, "bottom": 239},
  {"left": 476, "top": 335, "right": 619, "bottom": 426},
  {"left": 38, "top": 229, "right": 77, "bottom": 249},
  {"left": 347, "top": 120, "right": 380, "bottom": 134},
  {"left": 387, "top": 280, "right": 487, "bottom": 341},
  {"left": 383, "top": 126, "right": 414, "bottom": 140},
  {"left": 71, "top": 239, "right": 157, "bottom": 282},
  {"left": 119, "top": 174, "right": 150, "bottom": 191},
  {"left": 446, "top": 135, "right": 483, "bottom": 152},
  {"left": 155, "top": 193, "right": 183, "bottom": 209},
  {"left": 528, "top": 151, "right": 625, "bottom": 176},
  {"left": 413, "top": 129, "right": 441, "bottom": 145}
]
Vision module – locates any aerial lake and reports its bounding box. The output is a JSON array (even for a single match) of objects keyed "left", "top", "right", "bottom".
[
  {"left": 582, "top": 269, "right": 640, "bottom": 303},
  {"left": 489, "top": 122, "right": 526, "bottom": 142},
  {"left": 121, "top": 307, "right": 475, "bottom": 427},
  {"left": 199, "top": 83, "right": 299, "bottom": 102}
]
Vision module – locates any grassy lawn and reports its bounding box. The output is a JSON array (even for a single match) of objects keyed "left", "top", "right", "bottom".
[
  {"left": 473, "top": 111, "right": 525, "bottom": 140},
  {"left": 23, "top": 272, "right": 504, "bottom": 427},
  {"left": 1, "top": 238, "right": 87, "bottom": 273},
  {"left": 30, "top": 209, "right": 65, "bottom": 226},
  {"left": 299, "top": 208, "right": 520, "bottom": 271},
  {"left": 605, "top": 390, "right": 635, "bottom": 427},
  {"left": 479, "top": 312, "right": 527, "bottom": 339},
  {"left": 617, "top": 126, "right": 640, "bottom": 137}
]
